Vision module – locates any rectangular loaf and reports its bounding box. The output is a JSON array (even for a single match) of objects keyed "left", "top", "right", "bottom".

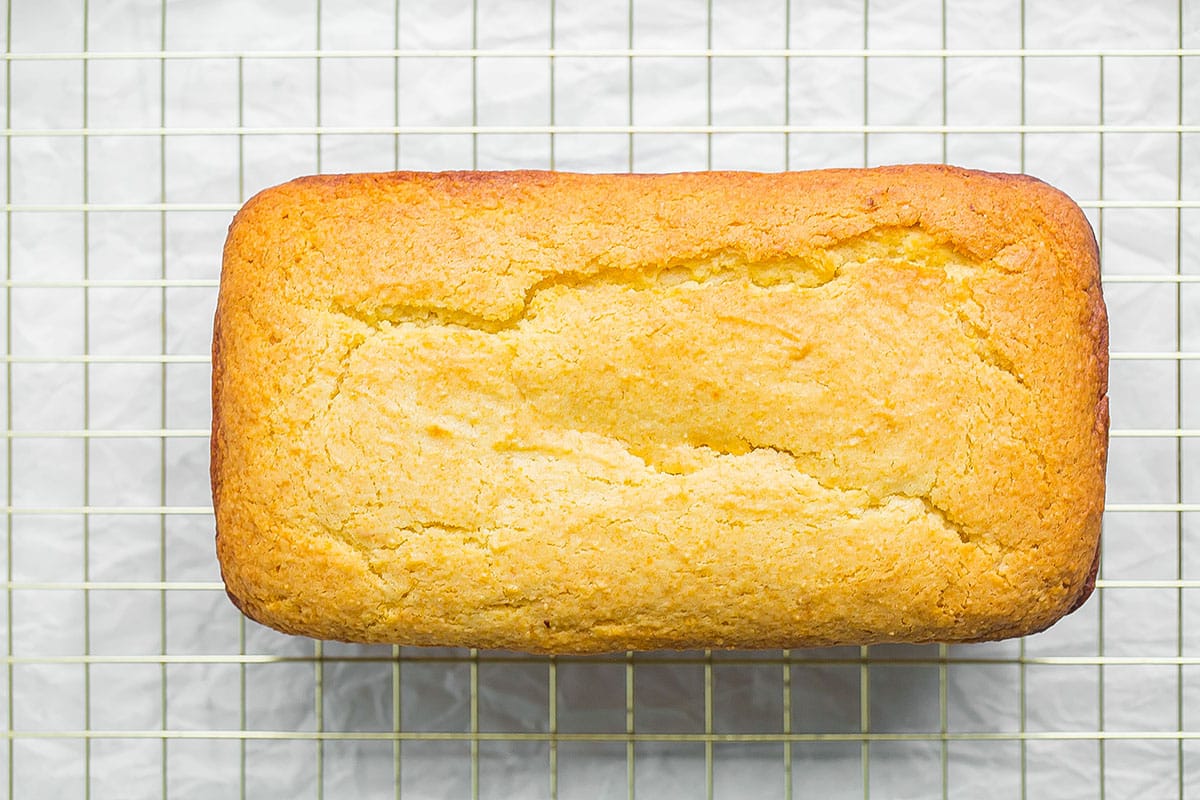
[{"left": 212, "top": 165, "right": 1108, "bottom": 654}]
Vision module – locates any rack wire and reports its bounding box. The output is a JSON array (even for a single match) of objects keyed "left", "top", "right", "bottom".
[{"left": 2, "top": 0, "right": 1197, "bottom": 797}]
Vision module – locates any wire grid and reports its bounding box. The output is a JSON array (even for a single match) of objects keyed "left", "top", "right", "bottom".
[{"left": 1, "top": 0, "right": 1198, "bottom": 797}]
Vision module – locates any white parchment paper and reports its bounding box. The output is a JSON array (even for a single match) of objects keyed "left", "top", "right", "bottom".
[{"left": 2, "top": 0, "right": 1197, "bottom": 797}]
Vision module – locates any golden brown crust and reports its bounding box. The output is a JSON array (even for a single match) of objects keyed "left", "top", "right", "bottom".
[{"left": 213, "top": 165, "right": 1108, "bottom": 653}]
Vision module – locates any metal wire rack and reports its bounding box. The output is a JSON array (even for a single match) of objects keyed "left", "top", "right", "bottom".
[{"left": 2, "top": 0, "right": 1197, "bottom": 797}]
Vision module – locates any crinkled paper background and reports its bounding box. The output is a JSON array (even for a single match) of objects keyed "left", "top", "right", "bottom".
[{"left": 2, "top": 0, "right": 1198, "bottom": 797}]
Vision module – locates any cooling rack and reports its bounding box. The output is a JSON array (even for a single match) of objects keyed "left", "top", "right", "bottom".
[{"left": 2, "top": 0, "right": 1197, "bottom": 797}]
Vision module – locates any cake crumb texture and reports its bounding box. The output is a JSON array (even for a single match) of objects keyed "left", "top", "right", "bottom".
[{"left": 212, "top": 165, "right": 1108, "bottom": 653}]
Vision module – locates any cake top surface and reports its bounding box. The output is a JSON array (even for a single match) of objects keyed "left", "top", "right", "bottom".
[{"left": 213, "top": 166, "right": 1107, "bottom": 652}]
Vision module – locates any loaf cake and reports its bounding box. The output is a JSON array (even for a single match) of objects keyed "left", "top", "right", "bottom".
[{"left": 212, "top": 165, "right": 1108, "bottom": 654}]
